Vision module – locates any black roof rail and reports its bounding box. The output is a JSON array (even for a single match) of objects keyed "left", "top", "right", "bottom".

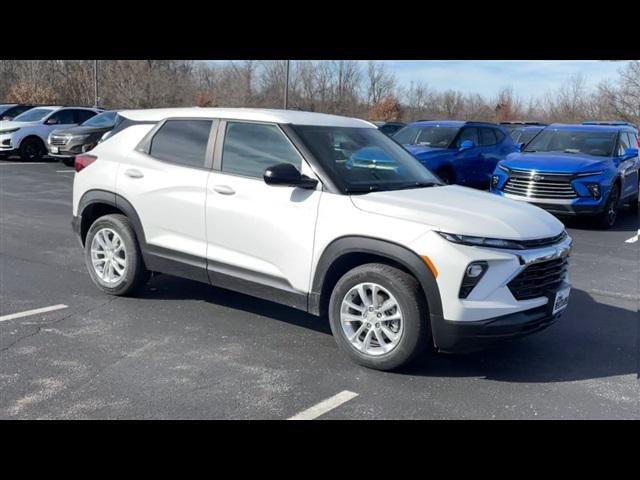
[
  {"left": 581, "top": 120, "right": 638, "bottom": 128},
  {"left": 499, "top": 121, "right": 548, "bottom": 126}
]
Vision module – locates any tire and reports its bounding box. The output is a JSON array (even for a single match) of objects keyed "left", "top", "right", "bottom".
[
  {"left": 596, "top": 183, "right": 620, "bottom": 229},
  {"left": 438, "top": 169, "right": 454, "bottom": 185},
  {"left": 61, "top": 157, "right": 75, "bottom": 167},
  {"left": 19, "top": 137, "right": 46, "bottom": 161},
  {"left": 84, "top": 214, "right": 150, "bottom": 296},
  {"left": 328, "top": 263, "right": 429, "bottom": 371}
]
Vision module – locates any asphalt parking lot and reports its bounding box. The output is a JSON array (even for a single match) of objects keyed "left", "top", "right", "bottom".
[{"left": 0, "top": 158, "right": 638, "bottom": 419}]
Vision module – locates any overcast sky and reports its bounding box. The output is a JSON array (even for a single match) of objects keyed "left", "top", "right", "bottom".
[{"left": 204, "top": 60, "right": 631, "bottom": 100}]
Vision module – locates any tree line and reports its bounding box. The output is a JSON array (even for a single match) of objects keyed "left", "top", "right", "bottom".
[{"left": 0, "top": 60, "right": 638, "bottom": 125}]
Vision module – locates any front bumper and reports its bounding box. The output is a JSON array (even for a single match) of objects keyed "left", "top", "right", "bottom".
[
  {"left": 499, "top": 192, "right": 606, "bottom": 217},
  {"left": 432, "top": 287, "right": 566, "bottom": 353}
]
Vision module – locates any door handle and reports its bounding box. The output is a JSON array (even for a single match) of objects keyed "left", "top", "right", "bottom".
[
  {"left": 212, "top": 185, "right": 236, "bottom": 195},
  {"left": 124, "top": 168, "right": 144, "bottom": 179}
]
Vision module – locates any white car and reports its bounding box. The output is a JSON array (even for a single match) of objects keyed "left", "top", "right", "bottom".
[
  {"left": 0, "top": 106, "right": 101, "bottom": 161},
  {"left": 72, "top": 108, "right": 572, "bottom": 370}
]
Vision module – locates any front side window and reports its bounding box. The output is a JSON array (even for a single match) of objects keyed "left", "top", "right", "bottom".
[
  {"left": 291, "top": 125, "right": 441, "bottom": 193},
  {"left": 47, "top": 110, "right": 76, "bottom": 125},
  {"left": 457, "top": 127, "right": 479, "bottom": 147},
  {"left": 149, "top": 119, "right": 212, "bottom": 168},
  {"left": 525, "top": 129, "right": 617, "bottom": 157},
  {"left": 221, "top": 122, "right": 302, "bottom": 178},
  {"left": 13, "top": 108, "right": 54, "bottom": 122},
  {"left": 616, "top": 132, "right": 631, "bottom": 156}
]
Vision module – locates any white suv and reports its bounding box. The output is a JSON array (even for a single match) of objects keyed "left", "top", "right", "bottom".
[
  {"left": 72, "top": 108, "right": 572, "bottom": 370},
  {"left": 0, "top": 106, "right": 100, "bottom": 160}
]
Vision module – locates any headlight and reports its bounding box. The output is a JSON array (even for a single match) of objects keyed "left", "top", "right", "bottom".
[
  {"left": 575, "top": 170, "right": 603, "bottom": 177},
  {"left": 437, "top": 231, "right": 526, "bottom": 250},
  {"left": 72, "top": 134, "right": 91, "bottom": 141},
  {"left": 0, "top": 128, "right": 20, "bottom": 134}
]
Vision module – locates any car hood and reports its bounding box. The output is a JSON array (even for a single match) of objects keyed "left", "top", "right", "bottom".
[
  {"left": 0, "top": 120, "right": 40, "bottom": 130},
  {"left": 350, "top": 185, "right": 563, "bottom": 240},
  {"left": 51, "top": 125, "right": 111, "bottom": 136},
  {"left": 501, "top": 152, "right": 611, "bottom": 174}
]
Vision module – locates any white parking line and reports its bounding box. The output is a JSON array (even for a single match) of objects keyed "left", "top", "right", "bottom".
[
  {"left": 624, "top": 230, "right": 639, "bottom": 244},
  {"left": 56, "top": 170, "right": 75, "bottom": 173},
  {"left": 0, "top": 304, "right": 68, "bottom": 322},
  {"left": 0, "top": 162, "right": 49, "bottom": 165},
  {"left": 288, "top": 390, "right": 359, "bottom": 420}
]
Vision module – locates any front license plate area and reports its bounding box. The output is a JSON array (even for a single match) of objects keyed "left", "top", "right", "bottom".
[{"left": 552, "top": 286, "right": 570, "bottom": 314}]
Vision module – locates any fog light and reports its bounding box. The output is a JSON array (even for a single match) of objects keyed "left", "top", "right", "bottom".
[
  {"left": 459, "top": 261, "right": 488, "bottom": 298},
  {"left": 491, "top": 175, "right": 499, "bottom": 189},
  {"left": 587, "top": 183, "right": 601, "bottom": 200}
]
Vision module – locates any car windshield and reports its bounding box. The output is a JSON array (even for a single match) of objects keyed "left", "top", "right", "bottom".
[
  {"left": 291, "top": 125, "right": 441, "bottom": 193},
  {"left": 393, "top": 125, "right": 458, "bottom": 148},
  {"left": 525, "top": 129, "right": 617, "bottom": 157},
  {"left": 13, "top": 108, "right": 53, "bottom": 122},
  {"left": 0, "top": 105, "right": 14, "bottom": 115},
  {"left": 82, "top": 111, "right": 117, "bottom": 127}
]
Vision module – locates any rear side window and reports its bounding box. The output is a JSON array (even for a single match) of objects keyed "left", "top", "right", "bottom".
[
  {"left": 221, "top": 122, "right": 302, "bottom": 178},
  {"left": 478, "top": 128, "right": 497, "bottom": 146},
  {"left": 75, "top": 109, "right": 97, "bottom": 124},
  {"left": 149, "top": 120, "right": 212, "bottom": 168}
]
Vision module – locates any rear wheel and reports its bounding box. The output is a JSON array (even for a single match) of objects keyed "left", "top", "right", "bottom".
[
  {"left": 19, "top": 137, "right": 46, "bottom": 161},
  {"left": 596, "top": 184, "right": 620, "bottom": 229},
  {"left": 328, "top": 263, "right": 429, "bottom": 371},
  {"left": 84, "top": 214, "right": 150, "bottom": 296}
]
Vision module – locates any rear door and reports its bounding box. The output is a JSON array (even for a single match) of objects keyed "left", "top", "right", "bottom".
[
  {"left": 619, "top": 132, "right": 639, "bottom": 199},
  {"left": 115, "top": 118, "right": 215, "bottom": 280}
]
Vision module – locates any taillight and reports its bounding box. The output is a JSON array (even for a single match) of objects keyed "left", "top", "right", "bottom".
[{"left": 75, "top": 154, "right": 97, "bottom": 172}]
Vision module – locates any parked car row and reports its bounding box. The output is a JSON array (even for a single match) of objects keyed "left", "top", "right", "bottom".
[
  {"left": 0, "top": 105, "right": 102, "bottom": 161},
  {"left": 389, "top": 119, "right": 640, "bottom": 228}
]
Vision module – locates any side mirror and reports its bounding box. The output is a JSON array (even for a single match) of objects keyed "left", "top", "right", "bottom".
[
  {"left": 459, "top": 140, "right": 475, "bottom": 151},
  {"left": 263, "top": 163, "right": 318, "bottom": 189},
  {"left": 623, "top": 147, "right": 639, "bottom": 159},
  {"left": 516, "top": 142, "right": 525, "bottom": 152}
]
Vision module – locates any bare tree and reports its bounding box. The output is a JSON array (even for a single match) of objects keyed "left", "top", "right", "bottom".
[{"left": 366, "top": 61, "right": 396, "bottom": 106}]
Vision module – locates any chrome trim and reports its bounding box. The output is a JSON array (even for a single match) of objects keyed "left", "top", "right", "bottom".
[
  {"left": 503, "top": 192, "right": 576, "bottom": 205},
  {"left": 515, "top": 234, "right": 573, "bottom": 266}
]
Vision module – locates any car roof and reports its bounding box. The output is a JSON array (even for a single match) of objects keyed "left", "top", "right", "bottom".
[
  {"left": 547, "top": 123, "right": 635, "bottom": 133},
  {"left": 118, "top": 108, "right": 375, "bottom": 128},
  {"left": 407, "top": 120, "right": 500, "bottom": 128}
]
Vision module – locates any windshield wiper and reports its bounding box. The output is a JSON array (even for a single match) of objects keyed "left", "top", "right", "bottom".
[
  {"left": 393, "top": 181, "right": 440, "bottom": 190},
  {"left": 344, "top": 185, "right": 383, "bottom": 194}
]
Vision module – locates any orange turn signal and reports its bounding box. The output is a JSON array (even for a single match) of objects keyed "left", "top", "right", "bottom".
[{"left": 421, "top": 255, "right": 438, "bottom": 278}]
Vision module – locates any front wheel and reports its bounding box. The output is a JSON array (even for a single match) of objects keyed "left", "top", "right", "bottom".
[
  {"left": 328, "top": 263, "right": 429, "bottom": 371},
  {"left": 19, "top": 137, "right": 46, "bottom": 161},
  {"left": 84, "top": 214, "right": 150, "bottom": 296},
  {"left": 596, "top": 184, "right": 620, "bottom": 229}
]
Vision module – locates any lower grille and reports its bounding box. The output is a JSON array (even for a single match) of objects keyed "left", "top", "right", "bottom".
[
  {"left": 503, "top": 177, "right": 577, "bottom": 199},
  {"left": 508, "top": 257, "right": 568, "bottom": 301},
  {"left": 50, "top": 136, "right": 68, "bottom": 146}
]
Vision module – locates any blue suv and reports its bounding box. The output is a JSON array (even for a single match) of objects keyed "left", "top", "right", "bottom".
[
  {"left": 490, "top": 122, "right": 640, "bottom": 228},
  {"left": 393, "top": 120, "right": 518, "bottom": 188}
]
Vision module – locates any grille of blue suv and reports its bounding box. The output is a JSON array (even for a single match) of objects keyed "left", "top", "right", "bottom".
[
  {"left": 508, "top": 257, "right": 568, "bottom": 301},
  {"left": 503, "top": 177, "right": 578, "bottom": 199}
]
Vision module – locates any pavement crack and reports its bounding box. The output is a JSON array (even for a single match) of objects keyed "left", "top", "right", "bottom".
[{"left": 0, "top": 296, "right": 119, "bottom": 355}]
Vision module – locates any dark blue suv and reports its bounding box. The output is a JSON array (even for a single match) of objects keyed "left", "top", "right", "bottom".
[
  {"left": 490, "top": 122, "right": 639, "bottom": 228},
  {"left": 393, "top": 120, "right": 517, "bottom": 188}
]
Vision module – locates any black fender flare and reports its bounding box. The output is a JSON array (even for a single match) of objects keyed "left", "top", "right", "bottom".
[
  {"left": 309, "top": 235, "right": 443, "bottom": 323},
  {"left": 77, "top": 189, "right": 147, "bottom": 249}
]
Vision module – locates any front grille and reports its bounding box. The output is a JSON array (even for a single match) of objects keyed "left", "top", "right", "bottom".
[
  {"left": 508, "top": 257, "right": 568, "bottom": 301},
  {"left": 50, "top": 136, "right": 68, "bottom": 146},
  {"left": 518, "top": 231, "right": 567, "bottom": 249},
  {"left": 503, "top": 177, "right": 577, "bottom": 199}
]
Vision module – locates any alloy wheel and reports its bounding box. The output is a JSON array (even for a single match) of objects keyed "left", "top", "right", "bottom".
[{"left": 90, "top": 228, "right": 127, "bottom": 284}]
